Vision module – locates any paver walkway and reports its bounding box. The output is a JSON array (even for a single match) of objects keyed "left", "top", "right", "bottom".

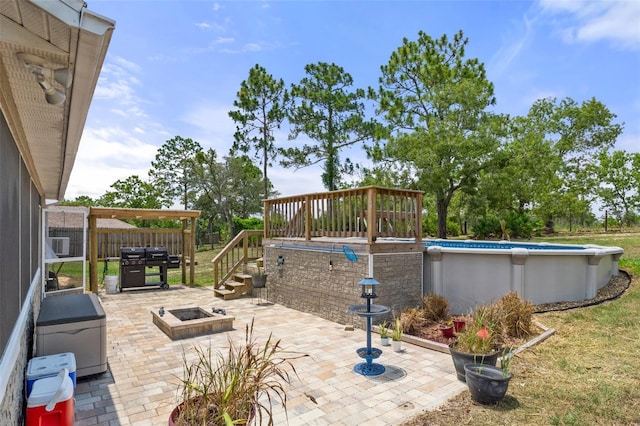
[{"left": 74, "top": 285, "right": 465, "bottom": 425}]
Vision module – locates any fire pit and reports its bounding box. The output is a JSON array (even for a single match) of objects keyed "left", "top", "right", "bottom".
[{"left": 151, "top": 307, "right": 234, "bottom": 340}]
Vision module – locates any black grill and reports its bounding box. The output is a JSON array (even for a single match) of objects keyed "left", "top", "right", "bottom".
[{"left": 118, "top": 247, "right": 178, "bottom": 291}]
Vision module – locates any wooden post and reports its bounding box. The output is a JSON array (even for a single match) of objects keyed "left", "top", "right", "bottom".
[
  {"left": 263, "top": 200, "right": 269, "bottom": 239},
  {"left": 415, "top": 191, "right": 423, "bottom": 243},
  {"left": 305, "top": 195, "right": 312, "bottom": 241},
  {"left": 190, "top": 218, "right": 196, "bottom": 285},
  {"left": 367, "top": 187, "right": 376, "bottom": 244},
  {"left": 243, "top": 231, "right": 248, "bottom": 265},
  {"left": 182, "top": 219, "right": 187, "bottom": 285}
]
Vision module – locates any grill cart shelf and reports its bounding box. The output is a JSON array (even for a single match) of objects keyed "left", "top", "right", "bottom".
[{"left": 119, "top": 247, "right": 179, "bottom": 291}]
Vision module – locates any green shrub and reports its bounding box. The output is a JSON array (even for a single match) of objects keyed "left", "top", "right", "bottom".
[
  {"left": 504, "top": 212, "right": 540, "bottom": 239},
  {"left": 472, "top": 216, "right": 502, "bottom": 239}
]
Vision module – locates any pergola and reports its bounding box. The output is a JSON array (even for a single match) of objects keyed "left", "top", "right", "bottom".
[{"left": 88, "top": 207, "right": 201, "bottom": 293}]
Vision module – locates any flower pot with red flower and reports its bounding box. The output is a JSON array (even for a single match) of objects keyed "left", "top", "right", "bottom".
[{"left": 449, "top": 316, "right": 499, "bottom": 382}]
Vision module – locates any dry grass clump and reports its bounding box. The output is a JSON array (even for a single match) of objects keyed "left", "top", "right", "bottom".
[
  {"left": 422, "top": 293, "right": 450, "bottom": 322},
  {"left": 399, "top": 307, "right": 426, "bottom": 335},
  {"left": 499, "top": 292, "right": 533, "bottom": 338}
]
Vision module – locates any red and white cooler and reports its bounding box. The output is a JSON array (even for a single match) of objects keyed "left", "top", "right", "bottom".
[
  {"left": 26, "top": 352, "right": 76, "bottom": 396},
  {"left": 26, "top": 368, "right": 74, "bottom": 426}
]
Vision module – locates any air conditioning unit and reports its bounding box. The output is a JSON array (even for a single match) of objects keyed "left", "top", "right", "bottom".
[{"left": 49, "top": 237, "right": 70, "bottom": 256}]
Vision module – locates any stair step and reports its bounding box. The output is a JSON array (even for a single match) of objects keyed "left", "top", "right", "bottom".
[
  {"left": 225, "top": 281, "right": 246, "bottom": 289},
  {"left": 213, "top": 288, "right": 243, "bottom": 300},
  {"left": 233, "top": 273, "right": 253, "bottom": 285}
]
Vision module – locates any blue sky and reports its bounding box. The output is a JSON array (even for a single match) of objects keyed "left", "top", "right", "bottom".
[{"left": 66, "top": 0, "right": 640, "bottom": 202}]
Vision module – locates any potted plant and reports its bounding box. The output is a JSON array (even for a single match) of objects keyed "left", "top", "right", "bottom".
[
  {"left": 379, "top": 321, "right": 390, "bottom": 346},
  {"left": 452, "top": 317, "right": 466, "bottom": 333},
  {"left": 448, "top": 314, "right": 500, "bottom": 382},
  {"left": 169, "top": 320, "right": 306, "bottom": 425},
  {"left": 464, "top": 349, "right": 513, "bottom": 404},
  {"left": 391, "top": 318, "right": 403, "bottom": 352},
  {"left": 438, "top": 321, "right": 455, "bottom": 338},
  {"left": 251, "top": 267, "right": 267, "bottom": 288}
]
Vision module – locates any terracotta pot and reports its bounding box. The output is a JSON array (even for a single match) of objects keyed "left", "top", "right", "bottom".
[
  {"left": 448, "top": 343, "right": 499, "bottom": 382},
  {"left": 168, "top": 401, "right": 183, "bottom": 426},
  {"left": 439, "top": 324, "right": 455, "bottom": 338},
  {"left": 453, "top": 318, "right": 466, "bottom": 332},
  {"left": 464, "top": 363, "right": 512, "bottom": 404}
]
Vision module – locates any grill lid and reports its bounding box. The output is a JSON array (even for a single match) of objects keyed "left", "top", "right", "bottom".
[
  {"left": 120, "top": 247, "right": 145, "bottom": 259},
  {"left": 145, "top": 247, "right": 168, "bottom": 259}
]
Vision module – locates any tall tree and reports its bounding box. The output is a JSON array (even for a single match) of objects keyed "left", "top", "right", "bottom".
[
  {"left": 97, "top": 175, "right": 168, "bottom": 227},
  {"left": 192, "top": 149, "right": 267, "bottom": 239},
  {"left": 149, "top": 136, "right": 203, "bottom": 210},
  {"left": 60, "top": 195, "right": 96, "bottom": 206},
  {"left": 282, "top": 62, "right": 377, "bottom": 191},
  {"left": 374, "top": 30, "right": 501, "bottom": 238},
  {"left": 229, "top": 64, "right": 287, "bottom": 201},
  {"left": 596, "top": 150, "right": 640, "bottom": 226},
  {"left": 466, "top": 97, "right": 622, "bottom": 230}
]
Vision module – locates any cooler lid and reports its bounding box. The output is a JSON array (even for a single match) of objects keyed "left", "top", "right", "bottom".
[
  {"left": 27, "top": 353, "right": 76, "bottom": 379},
  {"left": 27, "top": 371, "right": 74, "bottom": 408},
  {"left": 37, "top": 294, "right": 105, "bottom": 326}
]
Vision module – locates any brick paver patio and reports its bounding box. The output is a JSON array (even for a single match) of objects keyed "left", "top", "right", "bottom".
[{"left": 73, "top": 285, "right": 465, "bottom": 425}]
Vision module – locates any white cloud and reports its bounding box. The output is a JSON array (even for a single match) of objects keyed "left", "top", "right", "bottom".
[
  {"left": 66, "top": 127, "right": 159, "bottom": 199},
  {"left": 538, "top": 0, "right": 640, "bottom": 50},
  {"left": 490, "top": 15, "right": 535, "bottom": 77}
]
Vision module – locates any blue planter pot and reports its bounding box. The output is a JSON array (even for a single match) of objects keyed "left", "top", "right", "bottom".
[{"left": 464, "top": 363, "right": 512, "bottom": 404}]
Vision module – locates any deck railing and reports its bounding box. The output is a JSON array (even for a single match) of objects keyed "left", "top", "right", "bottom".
[
  {"left": 264, "top": 186, "right": 423, "bottom": 243},
  {"left": 211, "top": 230, "right": 264, "bottom": 286}
]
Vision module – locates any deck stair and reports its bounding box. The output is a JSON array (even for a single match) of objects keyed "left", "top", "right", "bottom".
[
  {"left": 213, "top": 269, "right": 259, "bottom": 300},
  {"left": 211, "top": 229, "right": 264, "bottom": 299}
]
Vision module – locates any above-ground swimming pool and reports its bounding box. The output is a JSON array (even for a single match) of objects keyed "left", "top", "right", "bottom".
[{"left": 423, "top": 240, "right": 624, "bottom": 315}]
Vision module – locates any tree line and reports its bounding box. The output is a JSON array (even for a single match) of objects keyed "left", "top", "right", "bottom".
[{"left": 64, "top": 30, "right": 639, "bottom": 240}]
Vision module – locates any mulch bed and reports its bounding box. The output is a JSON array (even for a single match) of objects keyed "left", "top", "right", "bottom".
[{"left": 407, "top": 271, "right": 632, "bottom": 345}]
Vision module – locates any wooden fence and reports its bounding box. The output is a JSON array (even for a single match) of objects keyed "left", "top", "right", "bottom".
[{"left": 96, "top": 229, "right": 183, "bottom": 258}]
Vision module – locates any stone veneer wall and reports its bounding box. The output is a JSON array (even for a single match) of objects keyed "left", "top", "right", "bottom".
[
  {"left": 263, "top": 243, "right": 423, "bottom": 329},
  {"left": 0, "top": 280, "right": 40, "bottom": 425}
]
